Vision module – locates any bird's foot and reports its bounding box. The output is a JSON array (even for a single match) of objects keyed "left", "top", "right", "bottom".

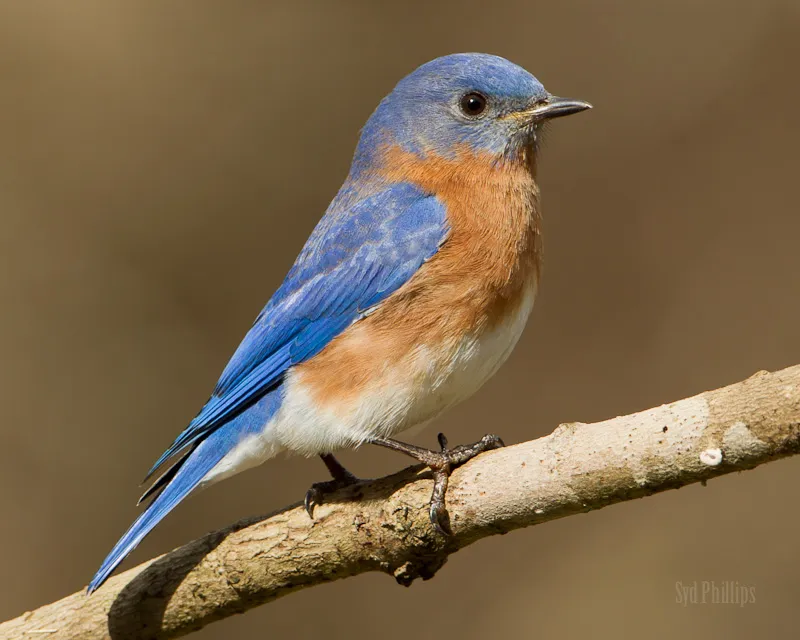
[
  {"left": 427, "top": 433, "right": 505, "bottom": 535},
  {"left": 371, "top": 433, "right": 505, "bottom": 535},
  {"left": 304, "top": 453, "right": 361, "bottom": 518}
]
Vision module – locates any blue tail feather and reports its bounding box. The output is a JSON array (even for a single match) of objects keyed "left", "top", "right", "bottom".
[
  {"left": 87, "top": 441, "right": 226, "bottom": 594},
  {"left": 137, "top": 445, "right": 196, "bottom": 506},
  {"left": 88, "top": 389, "right": 283, "bottom": 594}
]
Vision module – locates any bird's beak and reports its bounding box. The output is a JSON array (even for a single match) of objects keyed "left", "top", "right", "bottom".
[{"left": 511, "top": 96, "right": 592, "bottom": 123}]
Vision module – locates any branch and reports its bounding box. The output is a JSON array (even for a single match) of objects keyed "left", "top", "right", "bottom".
[{"left": 5, "top": 365, "right": 800, "bottom": 639}]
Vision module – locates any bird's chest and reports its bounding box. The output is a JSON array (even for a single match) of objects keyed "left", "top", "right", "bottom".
[
  {"left": 342, "top": 182, "right": 541, "bottom": 435},
  {"left": 282, "top": 163, "right": 542, "bottom": 451},
  {"left": 406, "top": 276, "right": 538, "bottom": 422}
]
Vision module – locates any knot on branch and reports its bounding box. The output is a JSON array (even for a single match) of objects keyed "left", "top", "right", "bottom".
[{"left": 391, "top": 555, "right": 449, "bottom": 586}]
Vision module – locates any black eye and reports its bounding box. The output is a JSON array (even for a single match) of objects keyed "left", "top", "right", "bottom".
[{"left": 459, "top": 92, "right": 488, "bottom": 117}]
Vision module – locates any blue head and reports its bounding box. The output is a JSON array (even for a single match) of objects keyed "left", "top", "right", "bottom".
[{"left": 353, "top": 53, "right": 590, "bottom": 172}]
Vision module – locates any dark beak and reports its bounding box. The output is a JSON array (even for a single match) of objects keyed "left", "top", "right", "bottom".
[{"left": 526, "top": 96, "right": 592, "bottom": 121}]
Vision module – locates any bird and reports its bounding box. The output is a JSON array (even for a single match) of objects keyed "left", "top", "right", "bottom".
[{"left": 88, "top": 52, "right": 590, "bottom": 594}]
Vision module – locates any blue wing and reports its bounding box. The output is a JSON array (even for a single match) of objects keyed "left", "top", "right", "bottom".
[{"left": 145, "top": 182, "right": 448, "bottom": 478}]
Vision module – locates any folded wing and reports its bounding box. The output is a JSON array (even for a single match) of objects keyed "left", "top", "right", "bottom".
[{"left": 145, "top": 182, "right": 448, "bottom": 479}]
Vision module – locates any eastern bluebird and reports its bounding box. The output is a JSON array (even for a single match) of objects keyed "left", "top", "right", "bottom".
[{"left": 88, "top": 53, "right": 590, "bottom": 593}]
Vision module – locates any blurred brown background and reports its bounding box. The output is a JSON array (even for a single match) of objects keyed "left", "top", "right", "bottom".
[{"left": 2, "top": 1, "right": 799, "bottom": 638}]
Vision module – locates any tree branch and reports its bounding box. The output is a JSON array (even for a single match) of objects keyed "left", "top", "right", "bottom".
[{"left": 5, "top": 365, "right": 800, "bottom": 639}]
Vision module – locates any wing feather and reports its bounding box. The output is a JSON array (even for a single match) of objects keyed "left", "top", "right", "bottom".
[{"left": 144, "top": 182, "right": 447, "bottom": 479}]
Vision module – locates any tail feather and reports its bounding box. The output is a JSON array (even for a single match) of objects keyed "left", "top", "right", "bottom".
[
  {"left": 87, "top": 443, "right": 226, "bottom": 594},
  {"left": 137, "top": 445, "right": 196, "bottom": 506},
  {"left": 89, "top": 388, "right": 284, "bottom": 594}
]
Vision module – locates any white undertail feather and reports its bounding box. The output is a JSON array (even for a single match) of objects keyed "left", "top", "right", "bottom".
[{"left": 200, "top": 435, "right": 284, "bottom": 487}]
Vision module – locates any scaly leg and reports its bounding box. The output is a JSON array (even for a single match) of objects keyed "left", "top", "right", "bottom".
[{"left": 370, "top": 432, "right": 504, "bottom": 535}]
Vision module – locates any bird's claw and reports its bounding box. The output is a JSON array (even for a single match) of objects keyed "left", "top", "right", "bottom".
[
  {"left": 304, "top": 475, "right": 360, "bottom": 518},
  {"left": 425, "top": 432, "right": 505, "bottom": 535},
  {"left": 429, "top": 497, "right": 452, "bottom": 536}
]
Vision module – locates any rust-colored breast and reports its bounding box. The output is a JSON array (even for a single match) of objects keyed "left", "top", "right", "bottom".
[{"left": 295, "top": 145, "right": 542, "bottom": 405}]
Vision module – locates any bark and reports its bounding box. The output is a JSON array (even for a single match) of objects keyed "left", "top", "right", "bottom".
[{"left": 4, "top": 365, "right": 800, "bottom": 640}]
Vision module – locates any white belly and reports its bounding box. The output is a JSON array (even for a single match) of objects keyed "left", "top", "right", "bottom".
[{"left": 272, "top": 284, "right": 537, "bottom": 455}]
